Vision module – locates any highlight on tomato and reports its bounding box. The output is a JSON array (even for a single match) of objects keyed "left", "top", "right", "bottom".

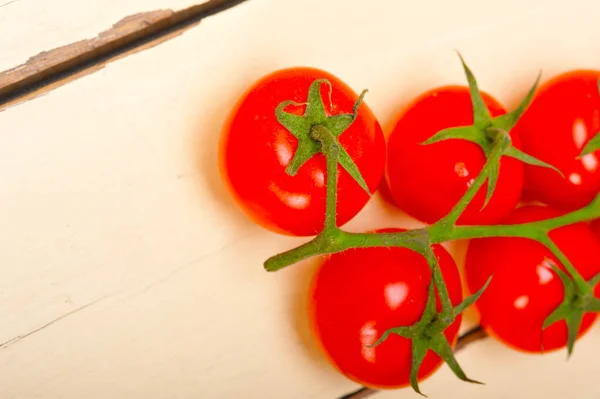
[
  {"left": 219, "top": 67, "right": 386, "bottom": 236},
  {"left": 517, "top": 70, "right": 600, "bottom": 210},
  {"left": 308, "top": 229, "right": 463, "bottom": 389},
  {"left": 464, "top": 205, "right": 600, "bottom": 353}
]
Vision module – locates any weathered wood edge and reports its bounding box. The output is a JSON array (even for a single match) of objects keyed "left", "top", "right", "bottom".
[{"left": 0, "top": 0, "right": 249, "bottom": 110}]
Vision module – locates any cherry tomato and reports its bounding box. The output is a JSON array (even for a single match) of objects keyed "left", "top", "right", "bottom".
[
  {"left": 464, "top": 205, "right": 600, "bottom": 353},
  {"left": 591, "top": 218, "right": 600, "bottom": 239},
  {"left": 517, "top": 70, "right": 600, "bottom": 210},
  {"left": 309, "top": 229, "right": 462, "bottom": 389},
  {"left": 385, "top": 86, "right": 524, "bottom": 225},
  {"left": 220, "top": 67, "right": 385, "bottom": 236}
]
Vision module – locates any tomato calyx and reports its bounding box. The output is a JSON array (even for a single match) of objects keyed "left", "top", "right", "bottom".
[
  {"left": 275, "top": 79, "right": 371, "bottom": 194},
  {"left": 543, "top": 262, "right": 600, "bottom": 356},
  {"left": 422, "top": 54, "right": 561, "bottom": 208},
  {"left": 370, "top": 256, "right": 491, "bottom": 396}
]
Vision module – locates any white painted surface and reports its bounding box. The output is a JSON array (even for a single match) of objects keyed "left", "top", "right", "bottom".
[{"left": 1, "top": 0, "right": 600, "bottom": 397}]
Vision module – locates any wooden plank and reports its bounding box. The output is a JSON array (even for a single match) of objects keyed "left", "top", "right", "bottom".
[
  {"left": 0, "top": 0, "right": 210, "bottom": 72},
  {"left": 0, "top": 0, "right": 247, "bottom": 102},
  {"left": 1, "top": 0, "right": 600, "bottom": 398}
]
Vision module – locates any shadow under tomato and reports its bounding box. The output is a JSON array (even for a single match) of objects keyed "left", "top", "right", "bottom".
[
  {"left": 190, "top": 73, "right": 255, "bottom": 224},
  {"left": 376, "top": 174, "right": 396, "bottom": 207},
  {"left": 290, "top": 257, "right": 340, "bottom": 372}
]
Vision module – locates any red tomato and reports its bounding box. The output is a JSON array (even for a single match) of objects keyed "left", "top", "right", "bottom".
[
  {"left": 385, "top": 86, "right": 524, "bottom": 225},
  {"left": 220, "top": 67, "right": 385, "bottom": 236},
  {"left": 517, "top": 70, "right": 600, "bottom": 210},
  {"left": 376, "top": 172, "right": 396, "bottom": 206},
  {"left": 309, "top": 229, "right": 462, "bottom": 389},
  {"left": 464, "top": 205, "right": 600, "bottom": 353},
  {"left": 591, "top": 219, "right": 600, "bottom": 239}
]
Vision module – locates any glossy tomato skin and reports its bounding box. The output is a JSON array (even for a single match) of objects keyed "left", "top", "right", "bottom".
[
  {"left": 309, "top": 229, "right": 462, "bottom": 389},
  {"left": 220, "top": 67, "right": 385, "bottom": 236},
  {"left": 385, "top": 86, "right": 524, "bottom": 225},
  {"left": 591, "top": 219, "right": 600, "bottom": 239},
  {"left": 517, "top": 70, "right": 600, "bottom": 210},
  {"left": 465, "top": 205, "right": 600, "bottom": 353}
]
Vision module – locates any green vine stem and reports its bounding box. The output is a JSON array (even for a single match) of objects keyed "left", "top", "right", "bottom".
[
  {"left": 265, "top": 55, "right": 600, "bottom": 394},
  {"left": 264, "top": 191, "right": 600, "bottom": 271},
  {"left": 310, "top": 125, "right": 341, "bottom": 234}
]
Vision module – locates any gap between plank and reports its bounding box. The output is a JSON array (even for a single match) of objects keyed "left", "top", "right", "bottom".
[
  {"left": 337, "top": 326, "right": 488, "bottom": 399},
  {"left": 0, "top": 0, "right": 250, "bottom": 110}
]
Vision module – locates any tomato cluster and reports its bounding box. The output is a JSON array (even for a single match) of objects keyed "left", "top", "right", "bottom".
[{"left": 219, "top": 64, "right": 600, "bottom": 391}]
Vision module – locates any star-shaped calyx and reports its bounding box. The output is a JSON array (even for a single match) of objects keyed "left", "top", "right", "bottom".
[
  {"left": 275, "top": 79, "right": 371, "bottom": 194},
  {"left": 543, "top": 260, "right": 600, "bottom": 356},
  {"left": 370, "top": 250, "right": 492, "bottom": 396},
  {"left": 422, "top": 54, "right": 562, "bottom": 209}
]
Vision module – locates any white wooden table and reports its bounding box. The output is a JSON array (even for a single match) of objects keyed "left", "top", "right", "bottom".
[{"left": 1, "top": 0, "right": 600, "bottom": 398}]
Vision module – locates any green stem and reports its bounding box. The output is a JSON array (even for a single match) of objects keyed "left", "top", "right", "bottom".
[
  {"left": 265, "top": 234, "right": 335, "bottom": 272},
  {"left": 539, "top": 195, "right": 600, "bottom": 228},
  {"left": 265, "top": 229, "right": 429, "bottom": 272},
  {"left": 434, "top": 156, "right": 491, "bottom": 229},
  {"left": 264, "top": 195, "right": 600, "bottom": 272},
  {"left": 423, "top": 247, "right": 454, "bottom": 322},
  {"left": 447, "top": 197, "right": 600, "bottom": 242},
  {"left": 538, "top": 235, "right": 589, "bottom": 290},
  {"left": 310, "top": 125, "right": 340, "bottom": 233},
  {"left": 433, "top": 128, "right": 507, "bottom": 230}
]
